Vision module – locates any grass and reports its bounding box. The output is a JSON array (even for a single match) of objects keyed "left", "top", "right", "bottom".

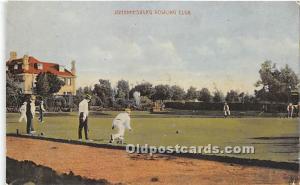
[{"left": 6, "top": 111, "right": 299, "bottom": 163}]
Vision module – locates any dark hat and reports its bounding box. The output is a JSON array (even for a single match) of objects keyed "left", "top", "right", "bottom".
[{"left": 85, "top": 94, "right": 92, "bottom": 100}]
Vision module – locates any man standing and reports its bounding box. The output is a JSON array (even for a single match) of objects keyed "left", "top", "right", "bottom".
[
  {"left": 18, "top": 102, "right": 27, "bottom": 123},
  {"left": 109, "top": 108, "right": 132, "bottom": 144},
  {"left": 78, "top": 94, "right": 92, "bottom": 141},
  {"left": 287, "top": 103, "right": 294, "bottom": 118},
  {"left": 38, "top": 100, "right": 46, "bottom": 123},
  {"left": 26, "top": 98, "right": 36, "bottom": 134},
  {"left": 223, "top": 102, "right": 230, "bottom": 118}
]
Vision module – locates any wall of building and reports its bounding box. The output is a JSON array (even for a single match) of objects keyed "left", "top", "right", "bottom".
[
  {"left": 57, "top": 77, "right": 76, "bottom": 95},
  {"left": 19, "top": 74, "right": 76, "bottom": 95}
]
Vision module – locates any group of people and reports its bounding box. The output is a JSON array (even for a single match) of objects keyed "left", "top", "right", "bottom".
[
  {"left": 18, "top": 97, "right": 46, "bottom": 134},
  {"left": 78, "top": 94, "right": 132, "bottom": 143},
  {"left": 19, "top": 95, "right": 297, "bottom": 142},
  {"left": 287, "top": 103, "right": 298, "bottom": 118},
  {"left": 223, "top": 102, "right": 298, "bottom": 118},
  {"left": 18, "top": 94, "right": 132, "bottom": 143}
]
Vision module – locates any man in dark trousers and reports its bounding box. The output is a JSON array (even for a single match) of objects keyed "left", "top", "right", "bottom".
[
  {"left": 78, "top": 94, "right": 92, "bottom": 141},
  {"left": 26, "top": 97, "right": 36, "bottom": 134}
]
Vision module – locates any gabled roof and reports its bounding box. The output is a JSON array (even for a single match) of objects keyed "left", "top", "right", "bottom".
[{"left": 7, "top": 56, "right": 75, "bottom": 77}]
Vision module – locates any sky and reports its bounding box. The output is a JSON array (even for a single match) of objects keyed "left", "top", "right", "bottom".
[{"left": 5, "top": 1, "right": 299, "bottom": 94}]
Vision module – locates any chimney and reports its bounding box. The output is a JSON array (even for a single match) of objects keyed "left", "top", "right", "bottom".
[
  {"left": 9, "top": 51, "right": 17, "bottom": 60},
  {"left": 71, "top": 60, "right": 76, "bottom": 75},
  {"left": 23, "top": 55, "right": 29, "bottom": 70}
]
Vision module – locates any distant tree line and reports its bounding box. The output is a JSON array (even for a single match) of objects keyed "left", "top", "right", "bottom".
[
  {"left": 6, "top": 60, "right": 299, "bottom": 110},
  {"left": 74, "top": 61, "right": 298, "bottom": 108}
]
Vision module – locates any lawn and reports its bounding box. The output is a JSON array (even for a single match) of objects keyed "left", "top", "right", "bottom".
[{"left": 6, "top": 111, "right": 299, "bottom": 163}]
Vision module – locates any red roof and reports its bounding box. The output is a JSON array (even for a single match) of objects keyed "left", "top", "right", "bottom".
[{"left": 7, "top": 56, "right": 75, "bottom": 77}]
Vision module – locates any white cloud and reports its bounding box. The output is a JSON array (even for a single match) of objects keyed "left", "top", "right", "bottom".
[{"left": 6, "top": 1, "right": 298, "bottom": 93}]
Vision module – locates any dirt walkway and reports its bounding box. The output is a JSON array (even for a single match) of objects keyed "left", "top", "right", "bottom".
[{"left": 6, "top": 136, "right": 298, "bottom": 185}]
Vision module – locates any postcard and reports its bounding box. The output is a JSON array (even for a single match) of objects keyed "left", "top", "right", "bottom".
[{"left": 5, "top": 1, "right": 299, "bottom": 185}]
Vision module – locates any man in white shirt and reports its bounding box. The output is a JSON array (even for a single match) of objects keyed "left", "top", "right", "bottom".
[
  {"left": 18, "top": 102, "right": 27, "bottom": 123},
  {"left": 224, "top": 102, "right": 230, "bottom": 118},
  {"left": 287, "top": 103, "right": 294, "bottom": 118},
  {"left": 78, "top": 94, "right": 92, "bottom": 141},
  {"left": 109, "top": 108, "right": 132, "bottom": 144},
  {"left": 38, "top": 100, "right": 46, "bottom": 123}
]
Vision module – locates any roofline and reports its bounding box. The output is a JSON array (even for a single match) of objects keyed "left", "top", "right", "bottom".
[
  {"left": 20, "top": 72, "right": 76, "bottom": 77},
  {"left": 7, "top": 56, "right": 66, "bottom": 66}
]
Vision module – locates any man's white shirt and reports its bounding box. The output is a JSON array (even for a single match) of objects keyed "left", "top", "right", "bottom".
[
  {"left": 40, "top": 103, "right": 46, "bottom": 111},
  {"left": 112, "top": 112, "right": 131, "bottom": 130},
  {"left": 30, "top": 102, "right": 36, "bottom": 118},
  {"left": 79, "top": 99, "right": 89, "bottom": 120}
]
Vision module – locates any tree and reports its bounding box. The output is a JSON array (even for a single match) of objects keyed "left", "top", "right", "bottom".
[
  {"left": 35, "top": 72, "right": 65, "bottom": 97},
  {"left": 6, "top": 72, "right": 23, "bottom": 108},
  {"left": 35, "top": 73, "right": 50, "bottom": 97},
  {"left": 116, "top": 80, "right": 129, "bottom": 100},
  {"left": 171, "top": 85, "right": 186, "bottom": 100},
  {"left": 212, "top": 89, "right": 224, "bottom": 103},
  {"left": 152, "top": 85, "right": 173, "bottom": 101},
  {"left": 243, "top": 93, "right": 255, "bottom": 104},
  {"left": 74, "top": 86, "right": 102, "bottom": 107},
  {"left": 198, "top": 88, "right": 211, "bottom": 102},
  {"left": 225, "top": 90, "right": 239, "bottom": 103},
  {"left": 186, "top": 86, "right": 198, "bottom": 100},
  {"left": 255, "top": 61, "right": 299, "bottom": 103},
  {"left": 131, "top": 82, "right": 154, "bottom": 99},
  {"left": 93, "top": 79, "right": 113, "bottom": 107}
]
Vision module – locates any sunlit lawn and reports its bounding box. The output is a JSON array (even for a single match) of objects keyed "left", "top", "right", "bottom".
[{"left": 6, "top": 111, "right": 299, "bottom": 163}]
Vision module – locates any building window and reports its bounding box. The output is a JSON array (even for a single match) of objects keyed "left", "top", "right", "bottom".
[
  {"left": 59, "top": 66, "right": 65, "bottom": 72},
  {"left": 65, "top": 78, "right": 71, "bottom": 86},
  {"left": 14, "top": 64, "right": 18, "bottom": 70},
  {"left": 37, "top": 63, "right": 43, "bottom": 70},
  {"left": 6, "top": 66, "right": 8, "bottom": 71}
]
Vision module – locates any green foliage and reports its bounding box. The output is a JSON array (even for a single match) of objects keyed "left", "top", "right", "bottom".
[
  {"left": 74, "top": 86, "right": 102, "bottom": 107},
  {"left": 6, "top": 72, "right": 24, "bottom": 108},
  {"left": 225, "top": 90, "right": 239, "bottom": 103},
  {"left": 140, "top": 96, "right": 153, "bottom": 109},
  {"left": 130, "top": 82, "right": 154, "bottom": 99},
  {"left": 212, "top": 89, "right": 225, "bottom": 103},
  {"left": 116, "top": 80, "right": 129, "bottom": 100},
  {"left": 152, "top": 85, "right": 173, "bottom": 101},
  {"left": 35, "top": 72, "right": 65, "bottom": 97},
  {"left": 93, "top": 79, "right": 113, "bottom": 107},
  {"left": 171, "top": 85, "right": 186, "bottom": 100},
  {"left": 199, "top": 88, "right": 211, "bottom": 102},
  {"left": 255, "top": 61, "right": 299, "bottom": 103},
  {"left": 35, "top": 73, "right": 50, "bottom": 97},
  {"left": 186, "top": 86, "right": 198, "bottom": 100}
]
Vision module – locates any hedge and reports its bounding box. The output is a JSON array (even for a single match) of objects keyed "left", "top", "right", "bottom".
[{"left": 164, "top": 102, "right": 290, "bottom": 112}]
